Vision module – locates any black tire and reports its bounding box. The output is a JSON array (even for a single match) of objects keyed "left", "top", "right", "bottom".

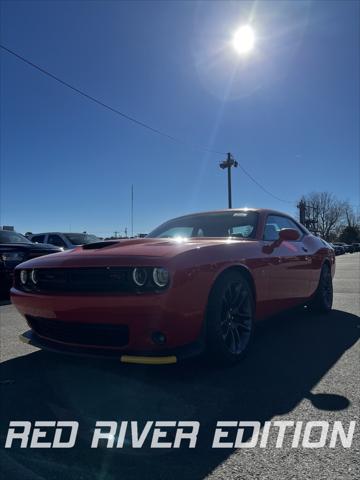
[
  {"left": 206, "top": 270, "right": 255, "bottom": 365},
  {"left": 308, "top": 263, "right": 333, "bottom": 313}
]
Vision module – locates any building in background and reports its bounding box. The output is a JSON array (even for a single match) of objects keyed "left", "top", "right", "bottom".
[{"left": 0, "top": 226, "right": 15, "bottom": 231}]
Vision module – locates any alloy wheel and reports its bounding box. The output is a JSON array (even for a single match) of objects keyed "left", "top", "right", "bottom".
[
  {"left": 220, "top": 281, "right": 252, "bottom": 354},
  {"left": 322, "top": 267, "right": 333, "bottom": 309}
]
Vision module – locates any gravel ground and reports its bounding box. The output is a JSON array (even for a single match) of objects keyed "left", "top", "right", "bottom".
[{"left": 0, "top": 253, "right": 359, "bottom": 480}]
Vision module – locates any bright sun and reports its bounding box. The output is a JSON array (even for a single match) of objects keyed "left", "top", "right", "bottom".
[{"left": 233, "top": 25, "right": 255, "bottom": 54}]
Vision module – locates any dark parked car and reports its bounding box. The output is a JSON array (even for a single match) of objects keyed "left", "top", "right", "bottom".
[
  {"left": 329, "top": 243, "right": 344, "bottom": 256},
  {"left": 28, "top": 232, "right": 100, "bottom": 250},
  {"left": 332, "top": 242, "right": 346, "bottom": 255},
  {"left": 0, "top": 230, "right": 61, "bottom": 296},
  {"left": 352, "top": 243, "right": 360, "bottom": 252}
]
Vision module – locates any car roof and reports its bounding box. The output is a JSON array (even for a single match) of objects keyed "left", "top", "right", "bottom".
[
  {"left": 163, "top": 208, "right": 295, "bottom": 221},
  {"left": 30, "top": 232, "right": 86, "bottom": 235}
]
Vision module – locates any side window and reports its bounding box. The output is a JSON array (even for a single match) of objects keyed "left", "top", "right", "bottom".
[
  {"left": 263, "top": 215, "right": 303, "bottom": 241},
  {"left": 31, "top": 235, "right": 45, "bottom": 243},
  {"left": 47, "top": 235, "right": 66, "bottom": 248}
]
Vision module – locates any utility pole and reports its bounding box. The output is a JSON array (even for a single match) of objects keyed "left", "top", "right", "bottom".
[
  {"left": 297, "top": 199, "right": 319, "bottom": 235},
  {"left": 297, "top": 199, "right": 306, "bottom": 226},
  {"left": 219, "top": 152, "right": 238, "bottom": 209}
]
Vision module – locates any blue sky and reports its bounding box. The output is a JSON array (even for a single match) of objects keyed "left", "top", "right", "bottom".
[{"left": 1, "top": 0, "right": 359, "bottom": 237}]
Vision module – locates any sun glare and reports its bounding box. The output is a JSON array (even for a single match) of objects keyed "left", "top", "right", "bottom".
[{"left": 233, "top": 25, "right": 255, "bottom": 55}]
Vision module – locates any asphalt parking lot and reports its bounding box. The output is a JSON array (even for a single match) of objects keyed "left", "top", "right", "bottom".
[{"left": 0, "top": 253, "right": 359, "bottom": 480}]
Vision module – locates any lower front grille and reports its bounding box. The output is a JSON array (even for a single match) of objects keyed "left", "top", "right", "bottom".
[{"left": 26, "top": 316, "right": 129, "bottom": 347}]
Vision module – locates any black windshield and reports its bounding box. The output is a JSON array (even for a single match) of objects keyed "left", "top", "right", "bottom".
[
  {"left": 148, "top": 211, "right": 259, "bottom": 239},
  {"left": 0, "top": 231, "right": 32, "bottom": 244}
]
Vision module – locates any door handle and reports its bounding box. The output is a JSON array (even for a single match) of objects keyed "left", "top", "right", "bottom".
[{"left": 302, "top": 247, "right": 308, "bottom": 252}]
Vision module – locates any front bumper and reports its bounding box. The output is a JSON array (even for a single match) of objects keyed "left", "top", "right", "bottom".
[
  {"left": 11, "top": 286, "right": 205, "bottom": 354},
  {"left": 19, "top": 329, "right": 204, "bottom": 364}
]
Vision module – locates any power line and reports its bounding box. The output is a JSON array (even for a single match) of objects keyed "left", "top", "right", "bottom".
[
  {"left": 0, "top": 43, "right": 294, "bottom": 204},
  {"left": 236, "top": 162, "right": 294, "bottom": 204},
  {"left": 0, "top": 44, "right": 223, "bottom": 155}
]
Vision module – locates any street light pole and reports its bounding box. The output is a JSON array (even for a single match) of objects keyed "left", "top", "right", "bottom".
[{"left": 220, "top": 152, "right": 238, "bottom": 209}]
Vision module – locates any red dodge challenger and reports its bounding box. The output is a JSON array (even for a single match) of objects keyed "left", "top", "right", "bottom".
[{"left": 11, "top": 209, "right": 335, "bottom": 365}]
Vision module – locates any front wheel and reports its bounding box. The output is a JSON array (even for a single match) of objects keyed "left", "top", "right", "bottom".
[
  {"left": 206, "top": 271, "right": 255, "bottom": 365},
  {"left": 308, "top": 263, "right": 333, "bottom": 313}
]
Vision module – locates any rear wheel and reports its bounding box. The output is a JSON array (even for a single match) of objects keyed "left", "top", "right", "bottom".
[
  {"left": 206, "top": 271, "right": 255, "bottom": 365},
  {"left": 308, "top": 263, "right": 333, "bottom": 313}
]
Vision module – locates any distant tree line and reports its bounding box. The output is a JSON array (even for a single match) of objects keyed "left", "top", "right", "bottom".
[{"left": 298, "top": 192, "right": 360, "bottom": 243}]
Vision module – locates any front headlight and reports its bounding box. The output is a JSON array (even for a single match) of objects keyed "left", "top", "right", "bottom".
[
  {"left": 152, "top": 267, "right": 170, "bottom": 288},
  {"left": 20, "top": 270, "right": 28, "bottom": 285},
  {"left": 1, "top": 252, "right": 25, "bottom": 262},
  {"left": 30, "top": 269, "right": 39, "bottom": 284},
  {"left": 132, "top": 268, "right": 148, "bottom": 287}
]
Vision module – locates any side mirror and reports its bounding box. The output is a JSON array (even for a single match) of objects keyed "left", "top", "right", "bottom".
[{"left": 279, "top": 228, "right": 300, "bottom": 242}]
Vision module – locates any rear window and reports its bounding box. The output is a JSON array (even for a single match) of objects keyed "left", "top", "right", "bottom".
[
  {"left": 64, "top": 234, "right": 100, "bottom": 245},
  {"left": 31, "top": 235, "right": 45, "bottom": 243}
]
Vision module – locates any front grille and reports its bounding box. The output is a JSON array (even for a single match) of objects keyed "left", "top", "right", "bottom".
[
  {"left": 26, "top": 316, "right": 129, "bottom": 347},
  {"left": 15, "top": 267, "right": 169, "bottom": 294},
  {"left": 17, "top": 267, "right": 133, "bottom": 293}
]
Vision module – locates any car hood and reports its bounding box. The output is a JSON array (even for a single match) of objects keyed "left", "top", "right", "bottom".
[
  {"left": 15, "top": 237, "right": 252, "bottom": 269},
  {"left": 0, "top": 242, "right": 61, "bottom": 252}
]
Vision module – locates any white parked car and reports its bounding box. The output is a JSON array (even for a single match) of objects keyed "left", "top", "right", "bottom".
[{"left": 28, "top": 232, "right": 100, "bottom": 250}]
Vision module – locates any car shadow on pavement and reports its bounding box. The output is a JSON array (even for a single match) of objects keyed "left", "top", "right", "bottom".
[{"left": 0, "top": 308, "right": 359, "bottom": 480}]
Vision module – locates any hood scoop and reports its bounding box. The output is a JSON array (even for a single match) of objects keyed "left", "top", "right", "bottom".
[{"left": 82, "top": 241, "right": 120, "bottom": 250}]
